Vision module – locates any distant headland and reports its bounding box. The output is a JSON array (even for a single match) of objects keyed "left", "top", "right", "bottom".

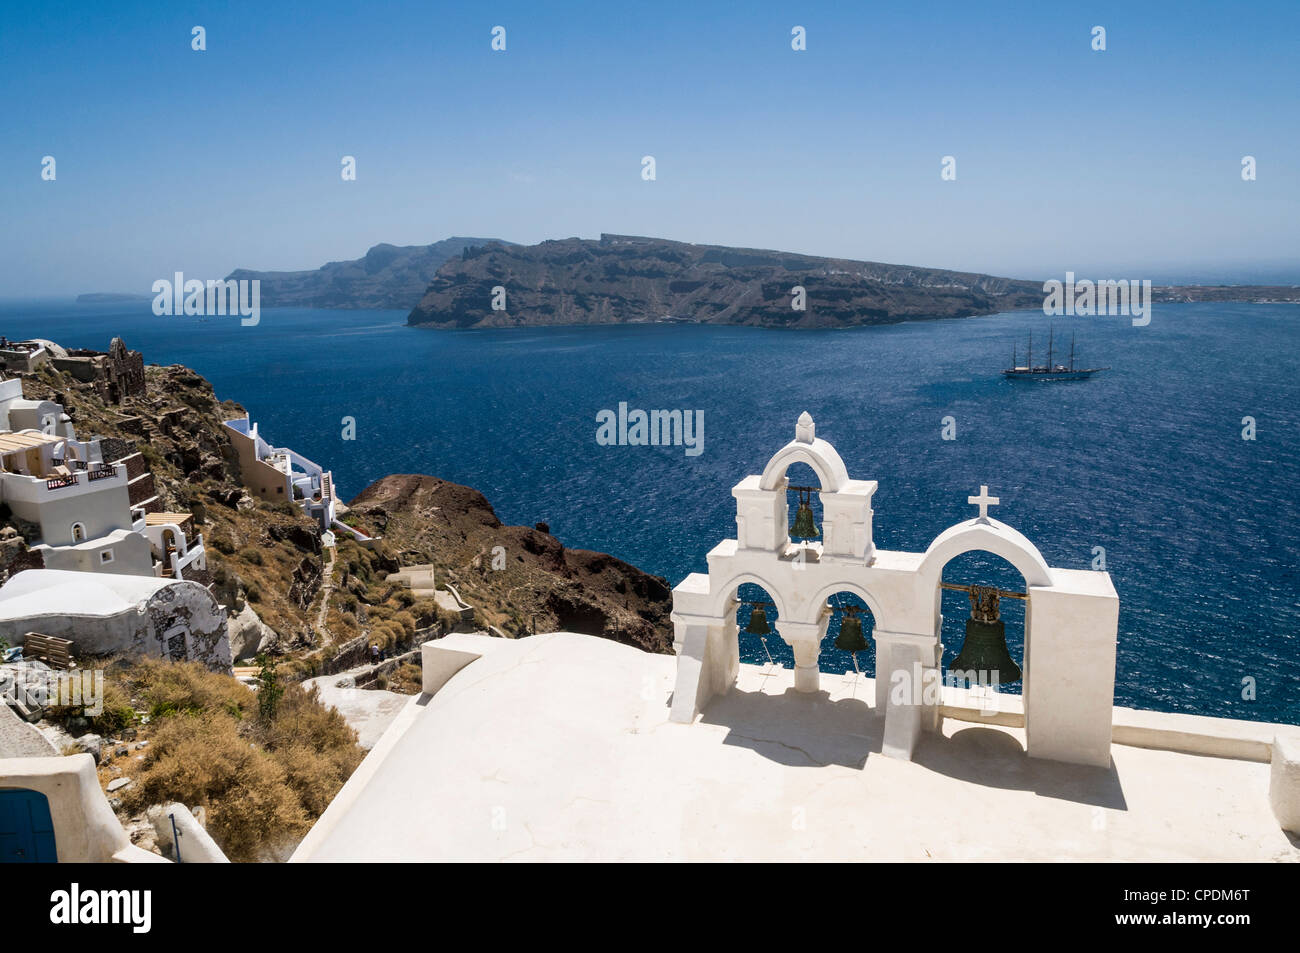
[
  {"left": 405, "top": 234, "right": 1300, "bottom": 330},
  {"left": 212, "top": 233, "right": 1300, "bottom": 329},
  {"left": 225, "top": 237, "right": 511, "bottom": 310}
]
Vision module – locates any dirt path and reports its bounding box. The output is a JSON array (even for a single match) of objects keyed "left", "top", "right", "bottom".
[{"left": 313, "top": 544, "right": 337, "bottom": 640}]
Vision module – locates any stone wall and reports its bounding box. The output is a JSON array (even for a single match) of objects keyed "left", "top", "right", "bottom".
[
  {"left": 0, "top": 580, "right": 231, "bottom": 671},
  {"left": 51, "top": 338, "right": 146, "bottom": 404},
  {"left": 106, "top": 338, "right": 145, "bottom": 401},
  {"left": 0, "top": 533, "right": 45, "bottom": 587},
  {"left": 101, "top": 439, "right": 139, "bottom": 470}
]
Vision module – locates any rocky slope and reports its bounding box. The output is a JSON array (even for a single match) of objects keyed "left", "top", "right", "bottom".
[
  {"left": 346, "top": 474, "right": 673, "bottom": 654},
  {"left": 407, "top": 234, "right": 1050, "bottom": 329},
  {"left": 226, "top": 237, "right": 509, "bottom": 310}
]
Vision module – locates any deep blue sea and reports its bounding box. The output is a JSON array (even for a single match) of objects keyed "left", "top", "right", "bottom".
[{"left": 1, "top": 299, "right": 1297, "bottom": 724}]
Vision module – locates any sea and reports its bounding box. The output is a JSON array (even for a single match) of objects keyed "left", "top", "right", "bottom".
[{"left": 0, "top": 299, "right": 1296, "bottom": 724}]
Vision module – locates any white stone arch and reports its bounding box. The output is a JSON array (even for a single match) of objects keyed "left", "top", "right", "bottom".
[
  {"left": 708, "top": 571, "right": 791, "bottom": 621},
  {"left": 908, "top": 518, "right": 1054, "bottom": 749},
  {"left": 759, "top": 441, "right": 851, "bottom": 494},
  {"left": 807, "top": 579, "right": 892, "bottom": 633},
  {"left": 916, "top": 518, "right": 1054, "bottom": 595}
]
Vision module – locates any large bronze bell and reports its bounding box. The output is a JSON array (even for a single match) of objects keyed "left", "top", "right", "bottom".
[
  {"left": 790, "top": 502, "right": 820, "bottom": 539},
  {"left": 949, "top": 585, "right": 1022, "bottom": 684},
  {"left": 834, "top": 610, "right": 868, "bottom": 653},
  {"left": 744, "top": 606, "right": 771, "bottom": 635}
]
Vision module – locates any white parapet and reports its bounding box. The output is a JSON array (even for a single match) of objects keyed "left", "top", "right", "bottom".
[{"left": 1270, "top": 736, "right": 1300, "bottom": 834}]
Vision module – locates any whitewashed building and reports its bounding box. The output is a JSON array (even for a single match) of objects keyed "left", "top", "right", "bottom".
[
  {"left": 0, "top": 378, "right": 152, "bottom": 576},
  {"left": 223, "top": 415, "right": 338, "bottom": 530},
  {"left": 0, "top": 568, "right": 230, "bottom": 668},
  {"left": 0, "top": 374, "right": 206, "bottom": 583}
]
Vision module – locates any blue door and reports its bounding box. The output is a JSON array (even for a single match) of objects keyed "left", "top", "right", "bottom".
[{"left": 0, "top": 789, "right": 57, "bottom": 862}]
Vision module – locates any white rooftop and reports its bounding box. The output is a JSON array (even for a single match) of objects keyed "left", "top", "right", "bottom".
[
  {"left": 0, "top": 568, "right": 179, "bottom": 620},
  {"left": 293, "top": 633, "right": 1300, "bottom": 862}
]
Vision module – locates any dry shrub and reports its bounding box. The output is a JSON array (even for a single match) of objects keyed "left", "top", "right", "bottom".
[
  {"left": 380, "top": 663, "right": 423, "bottom": 696},
  {"left": 127, "top": 657, "right": 254, "bottom": 720},
  {"left": 258, "top": 683, "right": 358, "bottom": 754},
  {"left": 113, "top": 663, "right": 363, "bottom": 862},
  {"left": 121, "top": 713, "right": 306, "bottom": 862},
  {"left": 273, "top": 743, "right": 363, "bottom": 818},
  {"left": 89, "top": 679, "right": 137, "bottom": 735}
]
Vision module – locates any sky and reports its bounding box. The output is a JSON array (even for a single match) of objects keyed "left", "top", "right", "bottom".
[{"left": 2, "top": 0, "right": 1298, "bottom": 296}]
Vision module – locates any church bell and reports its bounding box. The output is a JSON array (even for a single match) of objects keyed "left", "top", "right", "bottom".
[
  {"left": 948, "top": 585, "right": 1022, "bottom": 684},
  {"left": 789, "top": 487, "right": 820, "bottom": 539},
  {"left": 744, "top": 606, "right": 771, "bottom": 635},
  {"left": 834, "top": 608, "right": 869, "bottom": 653}
]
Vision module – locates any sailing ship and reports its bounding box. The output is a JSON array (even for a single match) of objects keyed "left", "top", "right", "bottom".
[{"left": 1003, "top": 328, "right": 1107, "bottom": 381}]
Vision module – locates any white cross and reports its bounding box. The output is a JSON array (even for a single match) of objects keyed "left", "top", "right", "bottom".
[{"left": 968, "top": 485, "right": 999, "bottom": 522}]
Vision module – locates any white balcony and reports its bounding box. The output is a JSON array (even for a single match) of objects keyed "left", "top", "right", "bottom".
[{"left": 0, "top": 463, "right": 126, "bottom": 504}]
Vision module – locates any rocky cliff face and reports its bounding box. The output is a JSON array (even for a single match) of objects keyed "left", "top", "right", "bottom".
[
  {"left": 227, "top": 237, "right": 510, "bottom": 310},
  {"left": 347, "top": 474, "right": 674, "bottom": 654},
  {"left": 407, "top": 234, "right": 1048, "bottom": 329}
]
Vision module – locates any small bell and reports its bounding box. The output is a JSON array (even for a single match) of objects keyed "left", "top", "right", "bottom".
[
  {"left": 949, "top": 585, "right": 1022, "bottom": 684},
  {"left": 789, "top": 488, "right": 820, "bottom": 539},
  {"left": 834, "top": 610, "right": 869, "bottom": 653},
  {"left": 744, "top": 606, "right": 771, "bottom": 635}
]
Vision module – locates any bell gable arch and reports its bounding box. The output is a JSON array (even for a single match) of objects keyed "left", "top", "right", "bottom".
[
  {"left": 759, "top": 440, "right": 850, "bottom": 494},
  {"left": 708, "top": 571, "right": 791, "bottom": 621},
  {"left": 916, "top": 518, "right": 1054, "bottom": 593}
]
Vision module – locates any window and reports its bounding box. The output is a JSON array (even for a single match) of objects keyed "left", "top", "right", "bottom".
[
  {"left": 70, "top": 522, "right": 85, "bottom": 543},
  {"left": 276, "top": 486, "right": 283, "bottom": 494},
  {"left": 100, "top": 549, "right": 114, "bottom": 564}
]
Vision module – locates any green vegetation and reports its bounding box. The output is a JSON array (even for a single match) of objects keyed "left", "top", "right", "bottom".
[{"left": 255, "top": 653, "right": 282, "bottom": 721}]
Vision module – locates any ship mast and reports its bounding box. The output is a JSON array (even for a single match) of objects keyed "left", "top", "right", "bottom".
[
  {"left": 1048, "top": 327, "right": 1054, "bottom": 370},
  {"left": 1027, "top": 332, "right": 1032, "bottom": 370},
  {"left": 1070, "top": 331, "right": 1075, "bottom": 371}
]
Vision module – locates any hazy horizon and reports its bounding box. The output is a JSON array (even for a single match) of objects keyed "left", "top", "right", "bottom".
[{"left": 4, "top": 0, "right": 1297, "bottom": 296}]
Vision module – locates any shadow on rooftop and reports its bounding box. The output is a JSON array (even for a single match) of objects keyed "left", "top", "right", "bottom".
[
  {"left": 698, "top": 680, "right": 881, "bottom": 769},
  {"left": 913, "top": 725, "right": 1128, "bottom": 811},
  {"left": 695, "top": 681, "right": 1128, "bottom": 810}
]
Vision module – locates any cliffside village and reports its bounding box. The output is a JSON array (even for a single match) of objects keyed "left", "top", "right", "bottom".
[{"left": 0, "top": 336, "right": 356, "bottom": 670}]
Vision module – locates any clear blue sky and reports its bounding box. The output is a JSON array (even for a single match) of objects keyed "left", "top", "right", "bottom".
[{"left": 2, "top": 0, "right": 1297, "bottom": 296}]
